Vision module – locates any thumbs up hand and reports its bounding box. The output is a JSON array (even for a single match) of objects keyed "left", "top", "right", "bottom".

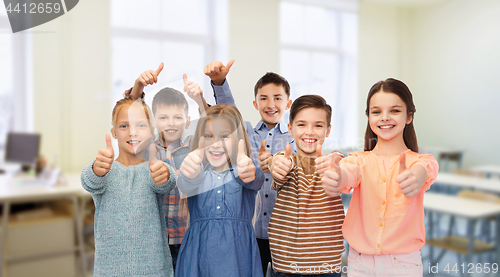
[
  {"left": 183, "top": 74, "right": 204, "bottom": 104},
  {"left": 204, "top": 60, "right": 235, "bottom": 86},
  {"left": 259, "top": 140, "right": 271, "bottom": 173},
  {"left": 270, "top": 144, "right": 292, "bottom": 180},
  {"left": 148, "top": 144, "right": 170, "bottom": 185},
  {"left": 321, "top": 154, "right": 342, "bottom": 197},
  {"left": 396, "top": 152, "right": 419, "bottom": 198},
  {"left": 180, "top": 137, "right": 205, "bottom": 179},
  {"left": 237, "top": 139, "right": 256, "bottom": 183},
  {"left": 137, "top": 63, "right": 164, "bottom": 87},
  {"left": 93, "top": 134, "right": 115, "bottom": 177}
]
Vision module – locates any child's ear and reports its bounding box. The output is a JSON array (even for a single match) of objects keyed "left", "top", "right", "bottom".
[
  {"left": 406, "top": 112, "right": 413, "bottom": 125},
  {"left": 287, "top": 123, "right": 293, "bottom": 137},
  {"left": 253, "top": 100, "right": 258, "bottom": 110},
  {"left": 110, "top": 128, "right": 117, "bottom": 139},
  {"left": 325, "top": 125, "right": 332, "bottom": 138},
  {"left": 185, "top": 116, "right": 191, "bottom": 129},
  {"left": 285, "top": 99, "right": 292, "bottom": 110}
]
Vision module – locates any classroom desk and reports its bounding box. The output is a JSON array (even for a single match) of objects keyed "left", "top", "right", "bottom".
[
  {"left": 434, "top": 173, "right": 500, "bottom": 194},
  {"left": 424, "top": 193, "right": 500, "bottom": 276},
  {"left": 470, "top": 165, "right": 500, "bottom": 179},
  {"left": 0, "top": 173, "right": 89, "bottom": 277}
]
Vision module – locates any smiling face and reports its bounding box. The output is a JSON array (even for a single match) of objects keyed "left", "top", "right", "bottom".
[
  {"left": 368, "top": 91, "right": 413, "bottom": 144},
  {"left": 112, "top": 104, "right": 153, "bottom": 158},
  {"left": 203, "top": 117, "right": 234, "bottom": 172},
  {"left": 288, "top": 107, "right": 331, "bottom": 157},
  {"left": 154, "top": 104, "right": 190, "bottom": 146},
  {"left": 253, "top": 83, "right": 292, "bottom": 129}
]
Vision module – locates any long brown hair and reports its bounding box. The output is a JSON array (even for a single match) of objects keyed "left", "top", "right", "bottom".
[
  {"left": 364, "top": 78, "right": 418, "bottom": 152},
  {"left": 191, "top": 104, "right": 251, "bottom": 168}
]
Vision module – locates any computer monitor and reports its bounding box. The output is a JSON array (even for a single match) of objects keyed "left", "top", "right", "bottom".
[{"left": 5, "top": 132, "right": 41, "bottom": 165}]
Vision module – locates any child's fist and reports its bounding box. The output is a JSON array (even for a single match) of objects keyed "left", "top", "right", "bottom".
[
  {"left": 396, "top": 152, "right": 419, "bottom": 198},
  {"left": 237, "top": 139, "right": 256, "bottom": 183},
  {"left": 271, "top": 145, "right": 292, "bottom": 180},
  {"left": 204, "top": 60, "right": 234, "bottom": 86},
  {"left": 93, "top": 134, "right": 114, "bottom": 177},
  {"left": 183, "top": 74, "right": 203, "bottom": 104},
  {"left": 149, "top": 144, "right": 170, "bottom": 185},
  {"left": 180, "top": 137, "right": 205, "bottom": 179},
  {"left": 321, "top": 154, "right": 342, "bottom": 197},
  {"left": 137, "top": 63, "right": 164, "bottom": 87},
  {"left": 259, "top": 140, "right": 271, "bottom": 173}
]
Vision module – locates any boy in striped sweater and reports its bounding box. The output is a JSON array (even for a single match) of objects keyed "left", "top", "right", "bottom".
[{"left": 267, "top": 95, "right": 345, "bottom": 277}]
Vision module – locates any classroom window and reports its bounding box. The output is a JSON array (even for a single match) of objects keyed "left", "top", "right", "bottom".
[
  {"left": 280, "top": 0, "right": 358, "bottom": 150},
  {"left": 111, "top": 0, "right": 228, "bottom": 120},
  {"left": 0, "top": 11, "right": 32, "bottom": 155}
]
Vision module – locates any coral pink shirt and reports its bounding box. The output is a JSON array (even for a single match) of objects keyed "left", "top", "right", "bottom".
[{"left": 340, "top": 150, "right": 438, "bottom": 255}]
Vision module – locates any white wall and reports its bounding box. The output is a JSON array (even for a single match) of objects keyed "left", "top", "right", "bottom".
[
  {"left": 228, "top": 0, "right": 280, "bottom": 125},
  {"left": 32, "top": 0, "right": 111, "bottom": 172},
  {"left": 409, "top": 0, "right": 500, "bottom": 167},
  {"left": 358, "top": 0, "right": 500, "bottom": 167}
]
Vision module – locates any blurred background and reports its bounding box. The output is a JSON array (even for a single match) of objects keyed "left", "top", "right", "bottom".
[{"left": 0, "top": 0, "right": 499, "bottom": 276}]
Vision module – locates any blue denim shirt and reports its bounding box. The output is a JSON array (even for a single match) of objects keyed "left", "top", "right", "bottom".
[{"left": 212, "top": 80, "right": 297, "bottom": 239}]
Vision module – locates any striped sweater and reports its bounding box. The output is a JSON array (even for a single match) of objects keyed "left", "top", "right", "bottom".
[{"left": 268, "top": 152, "right": 345, "bottom": 274}]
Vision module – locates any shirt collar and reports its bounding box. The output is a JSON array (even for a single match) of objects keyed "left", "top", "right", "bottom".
[{"left": 255, "top": 121, "right": 288, "bottom": 134}]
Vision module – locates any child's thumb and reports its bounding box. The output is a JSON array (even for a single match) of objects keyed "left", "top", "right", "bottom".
[
  {"left": 156, "top": 62, "right": 164, "bottom": 75},
  {"left": 105, "top": 133, "right": 112, "bottom": 149},
  {"left": 225, "top": 59, "right": 235, "bottom": 71},
  {"left": 238, "top": 139, "right": 246, "bottom": 158},
  {"left": 183, "top": 74, "right": 188, "bottom": 85},
  {"left": 316, "top": 144, "right": 322, "bottom": 158},
  {"left": 197, "top": 136, "right": 205, "bottom": 161},
  {"left": 284, "top": 144, "right": 291, "bottom": 159},
  {"left": 399, "top": 152, "right": 407, "bottom": 174},
  {"left": 259, "top": 140, "right": 267, "bottom": 154},
  {"left": 149, "top": 144, "right": 158, "bottom": 165}
]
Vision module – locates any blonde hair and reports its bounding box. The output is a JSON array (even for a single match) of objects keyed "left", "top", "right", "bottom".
[
  {"left": 111, "top": 96, "right": 154, "bottom": 134},
  {"left": 191, "top": 104, "right": 251, "bottom": 168}
]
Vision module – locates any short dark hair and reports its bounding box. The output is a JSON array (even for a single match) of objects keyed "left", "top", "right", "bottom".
[
  {"left": 289, "top": 95, "right": 332, "bottom": 126},
  {"left": 152, "top": 87, "right": 189, "bottom": 115},
  {"left": 254, "top": 72, "right": 290, "bottom": 98}
]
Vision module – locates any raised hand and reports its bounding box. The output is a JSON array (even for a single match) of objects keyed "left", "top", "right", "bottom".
[
  {"left": 148, "top": 144, "right": 170, "bottom": 185},
  {"left": 321, "top": 154, "right": 342, "bottom": 197},
  {"left": 183, "top": 74, "right": 203, "bottom": 103},
  {"left": 271, "top": 144, "right": 292, "bottom": 180},
  {"left": 204, "top": 60, "right": 235, "bottom": 86},
  {"left": 137, "top": 63, "right": 164, "bottom": 87},
  {"left": 237, "top": 139, "right": 256, "bottom": 183},
  {"left": 259, "top": 140, "right": 271, "bottom": 173},
  {"left": 396, "top": 152, "right": 419, "bottom": 198},
  {"left": 180, "top": 137, "right": 205, "bottom": 179},
  {"left": 93, "top": 134, "right": 114, "bottom": 177}
]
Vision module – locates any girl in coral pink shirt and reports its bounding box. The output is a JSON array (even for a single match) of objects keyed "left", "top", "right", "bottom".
[{"left": 318, "top": 78, "right": 439, "bottom": 277}]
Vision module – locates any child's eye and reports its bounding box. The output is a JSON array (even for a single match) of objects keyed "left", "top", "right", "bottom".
[
  {"left": 260, "top": 97, "right": 266, "bottom": 101},
  {"left": 316, "top": 125, "right": 323, "bottom": 128},
  {"left": 204, "top": 134, "right": 212, "bottom": 139},
  {"left": 275, "top": 97, "right": 282, "bottom": 101},
  {"left": 119, "top": 125, "right": 128, "bottom": 129},
  {"left": 176, "top": 117, "right": 183, "bottom": 120},
  {"left": 139, "top": 124, "right": 147, "bottom": 128},
  {"left": 391, "top": 109, "right": 401, "bottom": 113},
  {"left": 371, "top": 111, "right": 380, "bottom": 114},
  {"left": 297, "top": 124, "right": 305, "bottom": 127},
  {"left": 159, "top": 116, "right": 166, "bottom": 120}
]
